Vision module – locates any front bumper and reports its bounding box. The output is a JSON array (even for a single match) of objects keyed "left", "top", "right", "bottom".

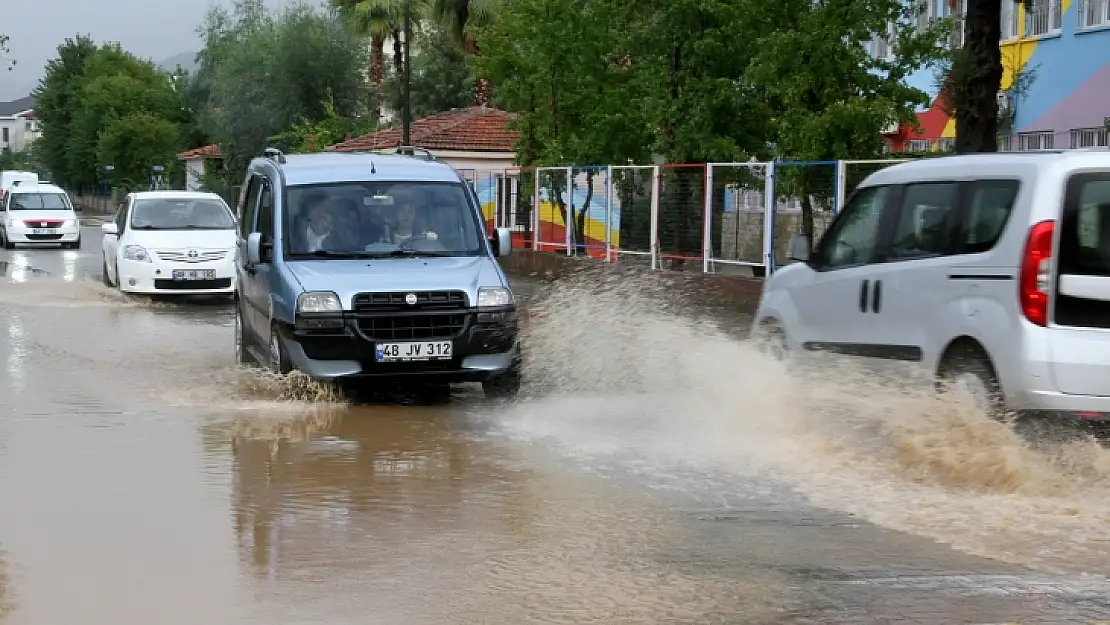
[
  {"left": 4, "top": 225, "right": 80, "bottom": 243},
  {"left": 117, "top": 258, "right": 236, "bottom": 295},
  {"left": 280, "top": 307, "right": 521, "bottom": 382}
]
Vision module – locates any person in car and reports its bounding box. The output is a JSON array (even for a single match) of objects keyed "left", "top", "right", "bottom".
[
  {"left": 295, "top": 193, "right": 343, "bottom": 252},
  {"left": 385, "top": 194, "right": 438, "bottom": 245}
]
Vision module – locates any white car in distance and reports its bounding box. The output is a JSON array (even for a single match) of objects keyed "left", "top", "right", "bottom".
[
  {"left": 0, "top": 182, "right": 82, "bottom": 249},
  {"left": 101, "top": 191, "right": 238, "bottom": 297}
]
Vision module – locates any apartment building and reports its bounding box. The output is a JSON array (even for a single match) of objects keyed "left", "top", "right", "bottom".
[
  {"left": 879, "top": 0, "right": 1110, "bottom": 152},
  {"left": 0, "top": 96, "right": 39, "bottom": 154}
]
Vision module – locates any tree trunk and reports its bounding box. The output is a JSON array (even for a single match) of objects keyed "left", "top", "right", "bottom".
[
  {"left": 370, "top": 35, "right": 385, "bottom": 85},
  {"left": 575, "top": 171, "right": 595, "bottom": 255},
  {"left": 956, "top": 0, "right": 1004, "bottom": 153}
]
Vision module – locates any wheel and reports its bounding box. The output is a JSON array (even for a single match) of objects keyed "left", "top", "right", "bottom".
[
  {"left": 268, "top": 323, "right": 293, "bottom": 375},
  {"left": 63, "top": 239, "right": 80, "bottom": 250},
  {"left": 234, "top": 305, "right": 256, "bottom": 366},
  {"left": 482, "top": 365, "right": 521, "bottom": 399},
  {"left": 101, "top": 257, "right": 114, "bottom": 287},
  {"left": 2, "top": 231, "right": 14, "bottom": 250},
  {"left": 752, "top": 321, "right": 788, "bottom": 362},
  {"left": 936, "top": 345, "right": 1005, "bottom": 419}
]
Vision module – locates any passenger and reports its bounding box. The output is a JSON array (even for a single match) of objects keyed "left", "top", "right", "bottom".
[
  {"left": 386, "top": 192, "right": 438, "bottom": 246},
  {"left": 294, "top": 193, "right": 341, "bottom": 253}
]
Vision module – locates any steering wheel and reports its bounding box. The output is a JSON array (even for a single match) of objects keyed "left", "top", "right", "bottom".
[{"left": 397, "top": 232, "right": 445, "bottom": 251}]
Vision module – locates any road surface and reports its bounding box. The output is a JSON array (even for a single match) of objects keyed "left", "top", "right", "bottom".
[{"left": 1, "top": 221, "right": 1109, "bottom": 624}]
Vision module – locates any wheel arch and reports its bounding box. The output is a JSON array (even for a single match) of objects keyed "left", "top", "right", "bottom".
[{"left": 936, "top": 335, "right": 998, "bottom": 380}]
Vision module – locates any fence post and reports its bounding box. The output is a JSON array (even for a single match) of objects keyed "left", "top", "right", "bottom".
[
  {"left": 532, "top": 170, "right": 540, "bottom": 250},
  {"left": 763, "top": 162, "right": 776, "bottom": 275},
  {"left": 565, "top": 167, "right": 574, "bottom": 257},
  {"left": 703, "top": 164, "right": 714, "bottom": 274},
  {"left": 605, "top": 165, "right": 613, "bottom": 262},
  {"left": 649, "top": 166, "right": 661, "bottom": 271},
  {"left": 835, "top": 160, "right": 847, "bottom": 215}
]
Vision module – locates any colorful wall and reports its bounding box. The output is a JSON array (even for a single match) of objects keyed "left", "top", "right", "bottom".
[{"left": 890, "top": 0, "right": 1110, "bottom": 150}]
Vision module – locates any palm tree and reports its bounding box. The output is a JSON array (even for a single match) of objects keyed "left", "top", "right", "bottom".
[
  {"left": 430, "top": 0, "right": 501, "bottom": 106},
  {"left": 331, "top": 0, "right": 415, "bottom": 116}
]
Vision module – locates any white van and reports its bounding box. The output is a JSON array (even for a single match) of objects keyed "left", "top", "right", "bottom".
[
  {"left": 0, "top": 182, "right": 81, "bottom": 249},
  {"left": 752, "top": 150, "right": 1110, "bottom": 420},
  {"left": 0, "top": 170, "right": 40, "bottom": 202}
]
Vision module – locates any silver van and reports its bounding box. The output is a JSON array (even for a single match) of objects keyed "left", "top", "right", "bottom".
[
  {"left": 753, "top": 150, "right": 1110, "bottom": 420},
  {"left": 233, "top": 148, "right": 521, "bottom": 398}
]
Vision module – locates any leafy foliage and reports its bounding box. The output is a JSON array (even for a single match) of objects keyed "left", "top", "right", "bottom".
[
  {"left": 0, "top": 34, "right": 13, "bottom": 71},
  {"left": 268, "top": 94, "right": 376, "bottom": 152},
  {"left": 382, "top": 21, "right": 474, "bottom": 118},
  {"left": 195, "top": 0, "right": 372, "bottom": 181},
  {"left": 96, "top": 113, "right": 182, "bottom": 191}
]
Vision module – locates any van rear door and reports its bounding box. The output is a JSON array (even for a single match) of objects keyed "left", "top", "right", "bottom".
[{"left": 1048, "top": 172, "right": 1110, "bottom": 396}]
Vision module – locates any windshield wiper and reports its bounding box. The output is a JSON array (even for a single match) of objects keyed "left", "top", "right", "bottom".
[
  {"left": 291, "top": 250, "right": 377, "bottom": 258},
  {"left": 382, "top": 249, "right": 456, "bottom": 257}
]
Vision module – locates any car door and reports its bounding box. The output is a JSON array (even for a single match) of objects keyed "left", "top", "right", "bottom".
[
  {"left": 237, "top": 175, "right": 265, "bottom": 344},
  {"left": 786, "top": 184, "right": 901, "bottom": 362},
  {"left": 103, "top": 197, "right": 130, "bottom": 282}
]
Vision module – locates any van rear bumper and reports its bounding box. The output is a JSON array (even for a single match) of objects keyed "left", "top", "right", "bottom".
[{"left": 1018, "top": 389, "right": 1110, "bottom": 420}]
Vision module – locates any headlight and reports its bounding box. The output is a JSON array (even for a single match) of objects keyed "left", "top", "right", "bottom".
[
  {"left": 298, "top": 291, "right": 342, "bottom": 313},
  {"left": 477, "top": 287, "right": 513, "bottom": 308},
  {"left": 122, "top": 245, "right": 152, "bottom": 263},
  {"left": 62, "top": 219, "right": 76, "bottom": 228}
]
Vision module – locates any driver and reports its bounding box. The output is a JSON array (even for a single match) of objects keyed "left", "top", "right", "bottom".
[{"left": 387, "top": 192, "right": 438, "bottom": 245}]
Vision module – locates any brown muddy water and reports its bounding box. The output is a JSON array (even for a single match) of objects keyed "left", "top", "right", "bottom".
[{"left": 4, "top": 230, "right": 1110, "bottom": 624}]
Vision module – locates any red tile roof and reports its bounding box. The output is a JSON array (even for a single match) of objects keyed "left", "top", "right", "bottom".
[
  {"left": 330, "top": 106, "right": 519, "bottom": 153},
  {"left": 178, "top": 144, "right": 222, "bottom": 159}
]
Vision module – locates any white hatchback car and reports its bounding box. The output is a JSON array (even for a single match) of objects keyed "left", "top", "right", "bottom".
[
  {"left": 101, "top": 191, "right": 237, "bottom": 296},
  {"left": 0, "top": 182, "right": 82, "bottom": 249},
  {"left": 753, "top": 150, "right": 1110, "bottom": 420}
]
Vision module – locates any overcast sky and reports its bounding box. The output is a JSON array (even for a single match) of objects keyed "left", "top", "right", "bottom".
[{"left": 0, "top": 0, "right": 288, "bottom": 101}]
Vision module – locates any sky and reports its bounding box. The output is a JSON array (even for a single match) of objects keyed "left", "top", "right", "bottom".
[{"left": 0, "top": 0, "right": 287, "bottom": 101}]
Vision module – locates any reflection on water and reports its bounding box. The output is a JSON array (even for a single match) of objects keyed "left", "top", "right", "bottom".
[{"left": 4, "top": 313, "right": 26, "bottom": 395}]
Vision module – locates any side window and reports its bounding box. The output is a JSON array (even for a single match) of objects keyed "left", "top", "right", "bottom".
[
  {"left": 962, "top": 180, "right": 1019, "bottom": 254},
  {"left": 1060, "top": 175, "right": 1110, "bottom": 276},
  {"left": 256, "top": 179, "right": 274, "bottom": 239},
  {"left": 239, "top": 175, "right": 262, "bottom": 238},
  {"left": 814, "top": 186, "right": 890, "bottom": 270},
  {"left": 887, "top": 182, "right": 958, "bottom": 260}
]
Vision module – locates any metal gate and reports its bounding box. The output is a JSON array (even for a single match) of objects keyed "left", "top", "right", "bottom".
[
  {"left": 533, "top": 166, "right": 572, "bottom": 253},
  {"left": 607, "top": 165, "right": 657, "bottom": 267}
]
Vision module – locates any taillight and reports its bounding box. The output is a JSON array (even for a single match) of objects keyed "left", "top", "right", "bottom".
[{"left": 1019, "top": 219, "right": 1055, "bottom": 326}]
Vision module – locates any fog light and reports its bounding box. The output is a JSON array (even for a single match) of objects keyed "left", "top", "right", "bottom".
[{"left": 478, "top": 312, "right": 505, "bottom": 324}]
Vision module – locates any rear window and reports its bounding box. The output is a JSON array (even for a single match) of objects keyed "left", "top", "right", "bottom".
[
  {"left": 7, "top": 192, "right": 70, "bottom": 210},
  {"left": 1055, "top": 174, "right": 1110, "bottom": 327}
]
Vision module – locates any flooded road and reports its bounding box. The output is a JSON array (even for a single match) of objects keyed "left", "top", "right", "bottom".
[{"left": 3, "top": 223, "right": 1110, "bottom": 623}]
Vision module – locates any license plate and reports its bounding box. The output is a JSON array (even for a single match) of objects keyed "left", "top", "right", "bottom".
[
  {"left": 172, "top": 269, "right": 216, "bottom": 280},
  {"left": 31, "top": 228, "right": 50, "bottom": 234},
  {"left": 375, "top": 341, "right": 452, "bottom": 362}
]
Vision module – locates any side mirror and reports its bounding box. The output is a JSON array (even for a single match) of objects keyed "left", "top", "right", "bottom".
[
  {"left": 786, "top": 234, "right": 810, "bottom": 263},
  {"left": 491, "top": 227, "right": 513, "bottom": 258},
  {"left": 246, "top": 232, "right": 262, "bottom": 265},
  {"left": 101, "top": 222, "right": 118, "bottom": 236}
]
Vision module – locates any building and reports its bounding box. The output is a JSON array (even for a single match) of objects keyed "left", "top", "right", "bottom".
[
  {"left": 878, "top": 0, "right": 1110, "bottom": 151},
  {"left": 0, "top": 96, "right": 39, "bottom": 154},
  {"left": 177, "top": 144, "right": 223, "bottom": 192}
]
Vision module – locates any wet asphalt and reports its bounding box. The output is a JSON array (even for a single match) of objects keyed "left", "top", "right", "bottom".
[{"left": 0, "top": 221, "right": 1108, "bottom": 623}]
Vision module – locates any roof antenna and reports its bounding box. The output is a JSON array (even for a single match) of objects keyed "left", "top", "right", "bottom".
[{"left": 369, "top": 159, "right": 376, "bottom": 174}]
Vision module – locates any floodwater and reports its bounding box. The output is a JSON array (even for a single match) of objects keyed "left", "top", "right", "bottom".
[{"left": 3, "top": 224, "right": 1110, "bottom": 624}]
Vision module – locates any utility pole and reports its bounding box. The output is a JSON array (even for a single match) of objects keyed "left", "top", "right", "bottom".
[{"left": 401, "top": 0, "right": 412, "bottom": 147}]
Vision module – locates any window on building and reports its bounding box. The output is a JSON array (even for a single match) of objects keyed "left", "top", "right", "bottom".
[
  {"left": 950, "top": 0, "right": 968, "bottom": 47},
  {"left": 1, "top": 128, "right": 7, "bottom": 143},
  {"left": 906, "top": 139, "right": 933, "bottom": 152},
  {"left": 867, "top": 22, "right": 896, "bottom": 60},
  {"left": 1079, "top": 0, "right": 1110, "bottom": 28},
  {"left": 1018, "top": 131, "right": 1055, "bottom": 151},
  {"left": 936, "top": 138, "right": 956, "bottom": 152},
  {"left": 1002, "top": 0, "right": 1020, "bottom": 39},
  {"left": 1024, "top": 0, "right": 1063, "bottom": 37},
  {"left": 1071, "top": 127, "right": 1109, "bottom": 148}
]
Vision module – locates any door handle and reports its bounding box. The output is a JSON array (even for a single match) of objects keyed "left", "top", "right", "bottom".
[
  {"left": 872, "top": 280, "right": 882, "bottom": 314},
  {"left": 858, "top": 280, "right": 869, "bottom": 313}
]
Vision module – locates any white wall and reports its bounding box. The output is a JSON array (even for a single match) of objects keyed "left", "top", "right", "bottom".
[
  {"left": 432, "top": 150, "right": 517, "bottom": 176},
  {"left": 184, "top": 158, "right": 206, "bottom": 191},
  {"left": 0, "top": 115, "right": 40, "bottom": 153}
]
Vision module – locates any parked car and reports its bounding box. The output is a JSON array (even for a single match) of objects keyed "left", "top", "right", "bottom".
[
  {"left": 233, "top": 147, "right": 521, "bottom": 398},
  {"left": 0, "top": 182, "right": 81, "bottom": 249},
  {"left": 0, "top": 170, "right": 39, "bottom": 203},
  {"left": 752, "top": 150, "right": 1110, "bottom": 420},
  {"left": 100, "top": 190, "right": 237, "bottom": 296}
]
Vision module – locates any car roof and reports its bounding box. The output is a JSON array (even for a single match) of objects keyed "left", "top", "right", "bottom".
[
  {"left": 131, "top": 190, "right": 226, "bottom": 202},
  {"left": 9, "top": 182, "right": 66, "bottom": 195},
  {"left": 267, "top": 152, "right": 464, "bottom": 186},
  {"left": 862, "top": 149, "right": 1110, "bottom": 187}
]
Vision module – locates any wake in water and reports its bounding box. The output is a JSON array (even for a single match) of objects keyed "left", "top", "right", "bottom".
[{"left": 508, "top": 265, "right": 1110, "bottom": 573}]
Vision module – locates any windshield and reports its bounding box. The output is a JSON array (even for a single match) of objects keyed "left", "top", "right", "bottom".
[
  {"left": 8, "top": 192, "right": 70, "bottom": 210},
  {"left": 284, "top": 181, "right": 485, "bottom": 257},
  {"left": 131, "top": 198, "right": 236, "bottom": 230}
]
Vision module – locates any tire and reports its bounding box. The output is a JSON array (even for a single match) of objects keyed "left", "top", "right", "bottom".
[
  {"left": 268, "top": 323, "right": 293, "bottom": 375},
  {"left": 235, "top": 305, "right": 256, "bottom": 366},
  {"left": 482, "top": 365, "right": 521, "bottom": 400},
  {"left": 752, "top": 321, "right": 788, "bottom": 362},
  {"left": 936, "top": 345, "right": 1006, "bottom": 419},
  {"left": 101, "top": 257, "right": 114, "bottom": 287},
  {"left": 2, "top": 232, "right": 14, "bottom": 250}
]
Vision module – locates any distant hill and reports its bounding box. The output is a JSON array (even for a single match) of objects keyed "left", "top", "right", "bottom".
[{"left": 158, "top": 51, "right": 199, "bottom": 74}]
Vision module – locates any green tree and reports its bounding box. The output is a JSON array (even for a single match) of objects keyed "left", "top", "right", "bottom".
[
  {"left": 745, "top": 0, "right": 951, "bottom": 247},
  {"left": 383, "top": 21, "right": 473, "bottom": 118},
  {"left": 432, "top": 0, "right": 501, "bottom": 104},
  {"left": 32, "top": 35, "right": 99, "bottom": 188},
  {"left": 96, "top": 113, "right": 182, "bottom": 190},
  {"left": 268, "top": 94, "right": 375, "bottom": 152},
  {"left": 196, "top": 0, "right": 370, "bottom": 178}
]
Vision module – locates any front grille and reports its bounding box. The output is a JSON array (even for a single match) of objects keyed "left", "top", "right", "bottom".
[
  {"left": 356, "top": 313, "right": 467, "bottom": 341},
  {"left": 153, "top": 278, "right": 233, "bottom": 290},
  {"left": 155, "top": 250, "right": 228, "bottom": 263},
  {"left": 23, "top": 220, "right": 62, "bottom": 229},
  {"left": 25, "top": 233, "right": 63, "bottom": 241},
  {"left": 353, "top": 290, "right": 467, "bottom": 312}
]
